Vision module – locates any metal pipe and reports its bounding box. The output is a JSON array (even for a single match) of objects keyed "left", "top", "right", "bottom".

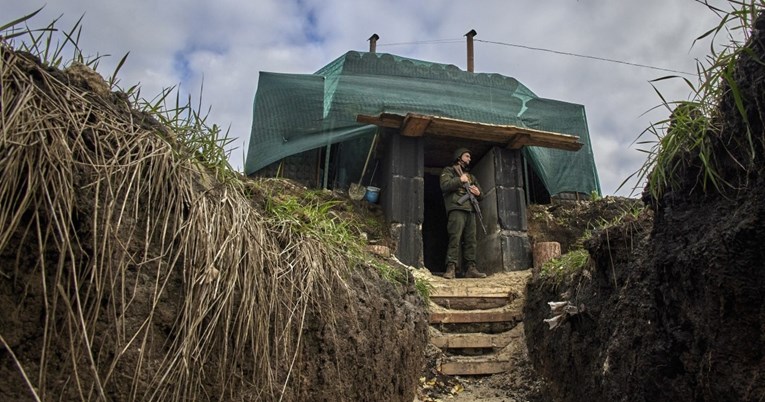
[
  {"left": 368, "top": 33, "right": 379, "bottom": 53},
  {"left": 465, "top": 29, "right": 477, "bottom": 72}
]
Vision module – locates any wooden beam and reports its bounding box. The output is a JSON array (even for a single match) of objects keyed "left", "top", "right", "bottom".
[
  {"left": 430, "top": 330, "right": 519, "bottom": 349},
  {"left": 506, "top": 133, "right": 530, "bottom": 149},
  {"left": 431, "top": 297, "right": 509, "bottom": 310},
  {"left": 429, "top": 309, "right": 522, "bottom": 324},
  {"left": 356, "top": 113, "right": 403, "bottom": 128},
  {"left": 429, "top": 285, "right": 515, "bottom": 298},
  {"left": 356, "top": 112, "right": 583, "bottom": 151},
  {"left": 401, "top": 113, "right": 432, "bottom": 137},
  {"left": 439, "top": 358, "right": 510, "bottom": 375}
]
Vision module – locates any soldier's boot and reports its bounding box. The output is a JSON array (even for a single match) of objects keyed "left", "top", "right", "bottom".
[
  {"left": 465, "top": 263, "right": 486, "bottom": 279},
  {"left": 443, "top": 263, "right": 457, "bottom": 279}
]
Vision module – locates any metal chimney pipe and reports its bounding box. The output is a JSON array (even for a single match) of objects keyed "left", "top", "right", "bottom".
[
  {"left": 465, "top": 29, "right": 477, "bottom": 72},
  {"left": 368, "top": 33, "right": 380, "bottom": 53}
]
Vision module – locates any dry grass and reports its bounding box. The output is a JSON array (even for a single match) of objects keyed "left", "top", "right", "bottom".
[{"left": 0, "top": 43, "right": 355, "bottom": 401}]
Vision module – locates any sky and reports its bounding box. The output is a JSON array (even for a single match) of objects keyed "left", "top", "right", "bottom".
[{"left": 3, "top": 0, "right": 737, "bottom": 196}]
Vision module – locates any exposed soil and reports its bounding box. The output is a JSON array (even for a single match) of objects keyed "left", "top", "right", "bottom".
[
  {"left": 7, "top": 9, "right": 765, "bottom": 401},
  {"left": 415, "top": 327, "right": 547, "bottom": 402},
  {"left": 523, "top": 10, "right": 765, "bottom": 402},
  {"left": 0, "top": 47, "right": 427, "bottom": 401},
  {"left": 415, "top": 271, "right": 549, "bottom": 402},
  {"left": 527, "top": 197, "right": 642, "bottom": 254}
]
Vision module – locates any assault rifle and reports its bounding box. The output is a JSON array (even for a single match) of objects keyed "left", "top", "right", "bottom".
[{"left": 455, "top": 166, "right": 487, "bottom": 234}]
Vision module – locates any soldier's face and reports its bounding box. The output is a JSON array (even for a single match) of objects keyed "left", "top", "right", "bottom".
[{"left": 460, "top": 153, "right": 471, "bottom": 165}]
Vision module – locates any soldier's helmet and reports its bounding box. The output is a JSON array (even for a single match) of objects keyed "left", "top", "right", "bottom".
[{"left": 453, "top": 148, "right": 471, "bottom": 162}]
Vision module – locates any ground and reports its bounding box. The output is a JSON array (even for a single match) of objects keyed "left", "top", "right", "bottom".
[
  {"left": 5, "top": 8, "right": 765, "bottom": 400},
  {"left": 0, "top": 48, "right": 427, "bottom": 402},
  {"left": 412, "top": 270, "right": 548, "bottom": 402},
  {"left": 521, "top": 11, "right": 765, "bottom": 401}
]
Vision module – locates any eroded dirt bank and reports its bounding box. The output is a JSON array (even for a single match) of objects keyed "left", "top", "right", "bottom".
[
  {"left": 524, "top": 11, "right": 765, "bottom": 402},
  {"left": 0, "top": 46, "right": 428, "bottom": 401}
]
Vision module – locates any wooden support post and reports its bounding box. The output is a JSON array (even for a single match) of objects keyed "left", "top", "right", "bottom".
[{"left": 533, "top": 241, "right": 561, "bottom": 269}]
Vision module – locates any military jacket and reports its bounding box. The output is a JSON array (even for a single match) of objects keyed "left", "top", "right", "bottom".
[{"left": 439, "top": 165, "right": 484, "bottom": 213}]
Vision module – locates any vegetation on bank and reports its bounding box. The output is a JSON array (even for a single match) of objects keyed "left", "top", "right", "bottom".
[
  {"left": 538, "top": 200, "right": 646, "bottom": 284},
  {"left": 628, "top": 0, "right": 765, "bottom": 200},
  {"left": 2, "top": 6, "right": 425, "bottom": 292},
  {"left": 1, "top": 9, "right": 428, "bottom": 401}
]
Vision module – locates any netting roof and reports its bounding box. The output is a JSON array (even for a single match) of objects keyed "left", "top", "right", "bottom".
[{"left": 245, "top": 51, "right": 600, "bottom": 196}]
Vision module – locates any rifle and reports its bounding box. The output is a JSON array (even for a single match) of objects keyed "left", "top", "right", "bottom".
[{"left": 454, "top": 166, "right": 487, "bottom": 234}]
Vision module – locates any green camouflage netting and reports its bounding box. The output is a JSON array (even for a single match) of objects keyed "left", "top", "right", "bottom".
[{"left": 245, "top": 51, "right": 600, "bottom": 196}]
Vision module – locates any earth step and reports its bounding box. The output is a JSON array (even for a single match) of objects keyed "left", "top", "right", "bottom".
[
  {"left": 438, "top": 355, "right": 511, "bottom": 376},
  {"left": 430, "top": 329, "right": 520, "bottom": 349}
]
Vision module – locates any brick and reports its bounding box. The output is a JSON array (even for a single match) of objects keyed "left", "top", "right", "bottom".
[
  {"left": 476, "top": 232, "right": 503, "bottom": 275},
  {"left": 472, "top": 148, "right": 497, "bottom": 192},
  {"left": 475, "top": 231, "right": 531, "bottom": 273}
]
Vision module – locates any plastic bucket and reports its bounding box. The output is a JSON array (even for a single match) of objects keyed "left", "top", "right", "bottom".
[{"left": 365, "top": 186, "right": 380, "bottom": 203}]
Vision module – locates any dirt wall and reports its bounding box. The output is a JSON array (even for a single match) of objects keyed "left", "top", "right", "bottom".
[{"left": 524, "top": 11, "right": 765, "bottom": 402}]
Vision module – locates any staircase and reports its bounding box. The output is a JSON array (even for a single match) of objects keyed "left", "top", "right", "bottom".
[{"left": 424, "top": 270, "right": 531, "bottom": 376}]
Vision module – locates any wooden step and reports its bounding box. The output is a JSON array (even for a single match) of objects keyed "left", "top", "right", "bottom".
[
  {"left": 429, "top": 308, "right": 523, "bottom": 324},
  {"left": 430, "top": 329, "right": 521, "bottom": 349},
  {"left": 431, "top": 296, "right": 510, "bottom": 310},
  {"left": 429, "top": 284, "right": 517, "bottom": 299},
  {"left": 438, "top": 355, "right": 511, "bottom": 375}
]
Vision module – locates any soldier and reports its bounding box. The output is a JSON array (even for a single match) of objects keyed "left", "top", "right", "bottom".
[{"left": 439, "top": 148, "right": 487, "bottom": 279}]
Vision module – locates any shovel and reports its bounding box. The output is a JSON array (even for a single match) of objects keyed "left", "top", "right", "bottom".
[{"left": 349, "top": 131, "right": 378, "bottom": 200}]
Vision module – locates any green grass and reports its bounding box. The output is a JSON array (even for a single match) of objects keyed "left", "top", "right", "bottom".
[
  {"left": 2, "top": 7, "right": 241, "bottom": 187},
  {"left": 370, "top": 259, "right": 433, "bottom": 303},
  {"left": 262, "top": 187, "right": 434, "bottom": 301},
  {"left": 1, "top": 8, "right": 432, "bottom": 401},
  {"left": 265, "top": 191, "right": 366, "bottom": 264},
  {"left": 623, "top": 0, "right": 763, "bottom": 200},
  {"left": 539, "top": 249, "right": 592, "bottom": 283}
]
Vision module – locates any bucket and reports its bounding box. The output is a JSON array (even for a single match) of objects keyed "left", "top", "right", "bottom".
[{"left": 365, "top": 186, "right": 380, "bottom": 203}]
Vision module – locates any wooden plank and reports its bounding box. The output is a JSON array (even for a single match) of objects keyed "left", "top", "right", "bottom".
[
  {"left": 357, "top": 112, "right": 583, "bottom": 151},
  {"left": 423, "top": 116, "right": 582, "bottom": 151},
  {"left": 439, "top": 359, "right": 510, "bottom": 376},
  {"left": 431, "top": 296, "right": 508, "bottom": 310},
  {"left": 429, "top": 285, "right": 515, "bottom": 298},
  {"left": 401, "top": 113, "right": 432, "bottom": 137},
  {"left": 356, "top": 113, "right": 403, "bottom": 128},
  {"left": 430, "top": 330, "right": 518, "bottom": 349},
  {"left": 506, "top": 133, "right": 530, "bottom": 149},
  {"left": 429, "top": 309, "right": 522, "bottom": 324}
]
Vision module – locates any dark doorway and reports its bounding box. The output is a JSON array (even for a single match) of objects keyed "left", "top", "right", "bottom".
[
  {"left": 525, "top": 158, "right": 551, "bottom": 204},
  {"left": 422, "top": 172, "right": 448, "bottom": 273}
]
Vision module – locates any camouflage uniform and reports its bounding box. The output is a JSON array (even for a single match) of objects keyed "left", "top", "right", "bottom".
[{"left": 439, "top": 148, "right": 485, "bottom": 278}]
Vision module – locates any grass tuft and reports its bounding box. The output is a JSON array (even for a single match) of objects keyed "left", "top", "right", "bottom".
[
  {"left": 539, "top": 249, "right": 592, "bottom": 283},
  {"left": 0, "top": 10, "right": 373, "bottom": 401},
  {"left": 622, "top": 0, "right": 764, "bottom": 199}
]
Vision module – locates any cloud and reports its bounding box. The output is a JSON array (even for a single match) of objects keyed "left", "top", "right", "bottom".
[{"left": 4, "top": 0, "right": 734, "bottom": 196}]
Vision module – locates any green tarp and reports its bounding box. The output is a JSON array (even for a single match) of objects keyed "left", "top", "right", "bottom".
[{"left": 245, "top": 51, "right": 600, "bottom": 196}]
